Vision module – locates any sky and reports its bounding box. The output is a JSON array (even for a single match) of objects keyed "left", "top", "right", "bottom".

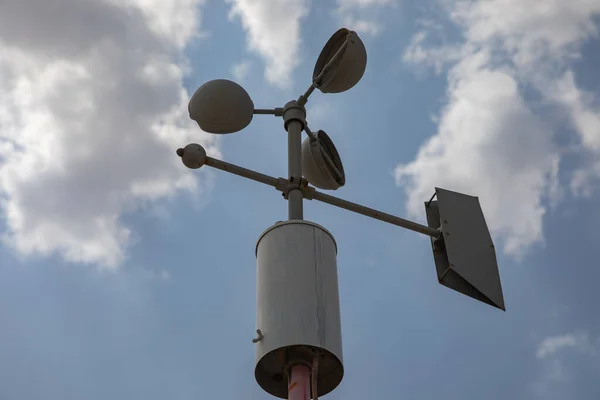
[{"left": 1, "top": 0, "right": 600, "bottom": 399}]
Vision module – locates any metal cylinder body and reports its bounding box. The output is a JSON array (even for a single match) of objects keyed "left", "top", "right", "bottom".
[{"left": 255, "top": 221, "right": 343, "bottom": 399}]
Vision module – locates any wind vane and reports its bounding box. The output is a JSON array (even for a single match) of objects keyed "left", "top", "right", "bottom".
[{"left": 177, "top": 28, "right": 504, "bottom": 400}]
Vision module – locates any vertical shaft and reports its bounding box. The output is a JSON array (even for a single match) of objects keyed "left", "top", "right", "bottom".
[
  {"left": 288, "top": 365, "right": 310, "bottom": 400},
  {"left": 287, "top": 119, "right": 303, "bottom": 220},
  {"left": 311, "top": 357, "right": 319, "bottom": 400}
]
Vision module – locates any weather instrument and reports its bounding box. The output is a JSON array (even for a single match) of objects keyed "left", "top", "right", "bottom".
[{"left": 177, "top": 27, "right": 505, "bottom": 400}]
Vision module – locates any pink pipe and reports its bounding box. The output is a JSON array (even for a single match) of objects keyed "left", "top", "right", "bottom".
[{"left": 288, "top": 365, "right": 311, "bottom": 400}]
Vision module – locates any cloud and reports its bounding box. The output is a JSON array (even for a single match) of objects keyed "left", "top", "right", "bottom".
[
  {"left": 544, "top": 70, "right": 600, "bottom": 196},
  {"left": 398, "top": 0, "right": 600, "bottom": 257},
  {"left": 452, "top": 0, "right": 600, "bottom": 69},
  {"left": 533, "top": 331, "right": 599, "bottom": 397},
  {"left": 536, "top": 332, "right": 594, "bottom": 359},
  {"left": 397, "top": 50, "right": 560, "bottom": 257},
  {"left": 116, "top": 0, "right": 208, "bottom": 49},
  {"left": 547, "top": 71, "right": 600, "bottom": 152},
  {"left": 225, "top": 0, "right": 310, "bottom": 89},
  {"left": 403, "top": 30, "right": 464, "bottom": 74},
  {"left": 334, "top": 0, "right": 397, "bottom": 36},
  {"left": 336, "top": 0, "right": 394, "bottom": 7},
  {"left": 0, "top": 0, "right": 218, "bottom": 268},
  {"left": 230, "top": 60, "right": 252, "bottom": 82},
  {"left": 306, "top": 100, "right": 338, "bottom": 128}
]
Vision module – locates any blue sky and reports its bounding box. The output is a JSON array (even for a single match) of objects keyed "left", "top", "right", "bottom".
[{"left": 1, "top": 0, "right": 600, "bottom": 399}]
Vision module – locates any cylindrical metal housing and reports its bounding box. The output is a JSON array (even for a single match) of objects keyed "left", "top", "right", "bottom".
[{"left": 255, "top": 221, "right": 343, "bottom": 399}]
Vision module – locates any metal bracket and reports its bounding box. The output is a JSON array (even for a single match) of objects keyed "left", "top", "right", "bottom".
[
  {"left": 252, "top": 329, "right": 264, "bottom": 343},
  {"left": 282, "top": 100, "right": 307, "bottom": 131},
  {"left": 277, "top": 177, "right": 313, "bottom": 200},
  {"left": 426, "top": 191, "right": 437, "bottom": 207},
  {"left": 432, "top": 229, "right": 445, "bottom": 252}
]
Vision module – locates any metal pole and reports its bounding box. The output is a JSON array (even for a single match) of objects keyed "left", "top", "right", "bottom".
[
  {"left": 287, "top": 119, "right": 304, "bottom": 220},
  {"left": 288, "top": 365, "right": 310, "bottom": 400},
  {"left": 311, "top": 357, "right": 319, "bottom": 400}
]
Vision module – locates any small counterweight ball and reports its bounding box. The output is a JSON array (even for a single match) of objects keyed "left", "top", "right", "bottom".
[{"left": 178, "top": 143, "right": 206, "bottom": 169}]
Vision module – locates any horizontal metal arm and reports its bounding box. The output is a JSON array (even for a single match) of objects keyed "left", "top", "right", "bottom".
[
  {"left": 253, "top": 108, "right": 284, "bottom": 116},
  {"left": 205, "top": 157, "right": 280, "bottom": 187},
  {"left": 201, "top": 156, "right": 440, "bottom": 239},
  {"left": 310, "top": 191, "right": 440, "bottom": 238}
]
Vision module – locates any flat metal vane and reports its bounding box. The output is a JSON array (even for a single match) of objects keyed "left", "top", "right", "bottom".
[{"left": 425, "top": 188, "right": 505, "bottom": 311}]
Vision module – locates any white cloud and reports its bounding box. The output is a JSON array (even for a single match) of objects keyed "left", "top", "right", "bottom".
[
  {"left": 399, "top": 0, "right": 600, "bottom": 257},
  {"left": 403, "top": 31, "right": 464, "bottom": 74},
  {"left": 0, "top": 0, "right": 218, "bottom": 268},
  {"left": 452, "top": 0, "right": 600, "bottom": 70},
  {"left": 533, "top": 331, "right": 599, "bottom": 397},
  {"left": 571, "top": 161, "right": 600, "bottom": 198},
  {"left": 536, "top": 332, "right": 594, "bottom": 359},
  {"left": 337, "top": 0, "right": 394, "bottom": 8},
  {"left": 334, "top": 0, "right": 396, "bottom": 37},
  {"left": 230, "top": 60, "right": 252, "bottom": 82},
  {"left": 397, "top": 53, "right": 560, "bottom": 256},
  {"left": 545, "top": 70, "right": 600, "bottom": 196},
  {"left": 548, "top": 71, "right": 600, "bottom": 152},
  {"left": 114, "top": 0, "right": 207, "bottom": 49},
  {"left": 225, "top": 0, "right": 309, "bottom": 89},
  {"left": 338, "top": 16, "right": 383, "bottom": 36},
  {"left": 306, "top": 100, "right": 337, "bottom": 127}
]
